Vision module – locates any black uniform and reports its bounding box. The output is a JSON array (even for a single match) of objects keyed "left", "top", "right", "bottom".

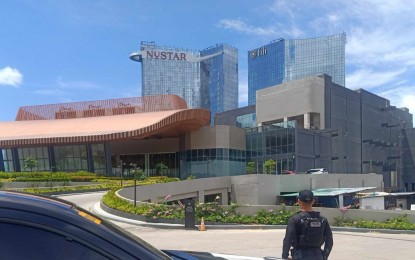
[{"left": 282, "top": 211, "right": 333, "bottom": 260}]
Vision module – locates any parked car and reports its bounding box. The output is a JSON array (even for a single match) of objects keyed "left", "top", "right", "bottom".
[
  {"left": 0, "top": 191, "right": 261, "bottom": 260},
  {"left": 281, "top": 170, "right": 296, "bottom": 175},
  {"left": 305, "top": 168, "right": 329, "bottom": 174}
]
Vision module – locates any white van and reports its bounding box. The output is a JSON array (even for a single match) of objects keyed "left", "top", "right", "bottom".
[{"left": 306, "top": 168, "right": 328, "bottom": 174}]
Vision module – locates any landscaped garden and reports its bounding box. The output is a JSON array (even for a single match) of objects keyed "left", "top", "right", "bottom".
[
  {"left": 0, "top": 170, "right": 179, "bottom": 194},
  {"left": 1, "top": 170, "right": 415, "bottom": 230}
]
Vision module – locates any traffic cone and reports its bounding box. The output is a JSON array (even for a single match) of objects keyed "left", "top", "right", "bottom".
[{"left": 198, "top": 217, "right": 206, "bottom": 231}]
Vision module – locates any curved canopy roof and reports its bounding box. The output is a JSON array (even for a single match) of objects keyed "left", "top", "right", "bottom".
[{"left": 0, "top": 109, "right": 210, "bottom": 147}]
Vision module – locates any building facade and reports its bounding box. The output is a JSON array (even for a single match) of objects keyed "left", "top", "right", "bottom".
[
  {"left": 2, "top": 76, "right": 415, "bottom": 191},
  {"left": 0, "top": 95, "right": 246, "bottom": 179},
  {"left": 248, "top": 33, "right": 346, "bottom": 105},
  {"left": 215, "top": 75, "right": 415, "bottom": 191},
  {"left": 130, "top": 41, "right": 238, "bottom": 122}
]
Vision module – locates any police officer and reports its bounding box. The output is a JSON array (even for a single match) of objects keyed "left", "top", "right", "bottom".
[{"left": 282, "top": 190, "right": 333, "bottom": 260}]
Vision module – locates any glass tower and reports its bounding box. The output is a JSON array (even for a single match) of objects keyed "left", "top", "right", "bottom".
[
  {"left": 248, "top": 33, "right": 346, "bottom": 105},
  {"left": 132, "top": 41, "right": 238, "bottom": 121}
]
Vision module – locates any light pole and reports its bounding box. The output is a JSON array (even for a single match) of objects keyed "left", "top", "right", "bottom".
[
  {"left": 130, "top": 163, "right": 138, "bottom": 207},
  {"left": 206, "top": 157, "right": 211, "bottom": 178},
  {"left": 49, "top": 166, "right": 55, "bottom": 189},
  {"left": 118, "top": 161, "right": 125, "bottom": 187}
]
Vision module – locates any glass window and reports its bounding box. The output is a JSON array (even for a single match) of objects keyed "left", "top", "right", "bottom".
[
  {"left": 91, "top": 144, "right": 106, "bottom": 174},
  {"left": 54, "top": 145, "right": 88, "bottom": 172},
  {"left": 18, "top": 147, "right": 50, "bottom": 172},
  {"left": 2, "top": 149, "right": 14, "bottom": 172},
  {"left": 0, "top": 222, "right": 110, "bottom": 259}
]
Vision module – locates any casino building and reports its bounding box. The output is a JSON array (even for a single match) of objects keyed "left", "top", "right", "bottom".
[
  {"left": 0, "top": 95, "right": 246, "bottom": 179},
  {"left": 1, "top": 75, "right": 415, "bottom": 191},
  {"left": 248, "top": 33, "right": 346, "bottom": 105},
  {"left": 130, "top": 41, "right": 238, "bottom": 123},
  {"left": 216, "top": 74, "right": 415, "bottom": 190}
]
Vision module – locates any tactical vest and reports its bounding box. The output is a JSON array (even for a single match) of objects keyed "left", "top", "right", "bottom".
[{"left": 298, "top": 215, "right": 325, "bottom": 248}]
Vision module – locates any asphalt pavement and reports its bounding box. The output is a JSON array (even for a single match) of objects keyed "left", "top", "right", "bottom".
[
  {"left": 91, "top": 202, "right": 415, "bottom": 260},
  {"left": 59, "top": 193, "right": 415, "bottom": 259}
]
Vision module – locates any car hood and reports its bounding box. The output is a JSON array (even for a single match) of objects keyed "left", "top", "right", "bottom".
[{"left": 162, "top": 250, "right": 265, "bottom": 260}]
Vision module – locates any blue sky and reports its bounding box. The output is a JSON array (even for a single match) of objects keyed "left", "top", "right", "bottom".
[{"left": 1, "top": 0, "right": 415, "bottom": 122}]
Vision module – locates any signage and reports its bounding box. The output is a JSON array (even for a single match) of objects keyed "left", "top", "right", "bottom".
[
  {"left": 144, "top": 50, "right": 187, "bottom": 61},
  {"left": 250, "top": 46, "right": 267, "bottom": 59},
  {"left": 137, "top": 50, "right": 223, "bottom": 63}
]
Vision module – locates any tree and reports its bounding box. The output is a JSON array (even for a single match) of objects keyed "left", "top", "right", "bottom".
[
  {"left": 130, "top": 163, "right": 146, "bottom": 181},
  {"left": 264, "top": 159, "right": 276, "bottom": 174},
  {"left": 23, "top": 156, "right": 39, "bottom": 172},
  {"left": 155, "top": 162, "right": 168, "bottom": 176},
  {"left": 246, "top": 161, "right": 256, "bottom": 174}
]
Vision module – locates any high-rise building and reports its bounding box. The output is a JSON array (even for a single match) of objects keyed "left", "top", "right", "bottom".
[
  {"left": 130, "top": 42, "right": 238, "bottom": 121},
  {"left": 248, "top": 33, "right": 346, "bottom": 105}
]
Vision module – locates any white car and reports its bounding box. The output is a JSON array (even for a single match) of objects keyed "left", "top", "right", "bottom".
[{"left": 306, "top": 168, "right": 329, "bottom": 174}]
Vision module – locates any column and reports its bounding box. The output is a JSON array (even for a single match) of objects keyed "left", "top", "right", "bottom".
[
  {"left": 304, "top": 113, "right": 311, "bottom": 129},
  {"left": 145, "top": 154, "right": 150, "bottom": 177}
]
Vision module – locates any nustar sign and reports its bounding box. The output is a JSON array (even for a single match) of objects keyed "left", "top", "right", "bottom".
[
  {"left": 136, "top": 50, "right": 223, "bottom": 63},
  {"left": 144, "top": 50, "right": 187, "bottom": 61}
]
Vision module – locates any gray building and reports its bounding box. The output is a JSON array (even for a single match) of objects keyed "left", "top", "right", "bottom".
[{"left": 215, "top": 74, "right": 415, "bottom": 190}]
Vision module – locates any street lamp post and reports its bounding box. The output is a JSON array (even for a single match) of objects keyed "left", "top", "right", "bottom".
[
  {"left": 49, "top": 166, "right": 55, "bottom": 189},
  {"left": 118, "top": 161, "right": 125, "bottom": 187},
  {"left": 206, "top": 157, "right": 211, "bottom": 178},
  {"left": 130, "top": 163, "right": 138, "bottom": 207}
]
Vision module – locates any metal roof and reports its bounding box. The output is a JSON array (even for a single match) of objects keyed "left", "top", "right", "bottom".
[
  {"left": 358, "top": 191, "right": 415, "bottom": 198},
  {"left": 0, "top": 109, "right": 210, "bottom": 147},
  {"left": 281, "top": 187, "right": 377, "bottom": 197}
]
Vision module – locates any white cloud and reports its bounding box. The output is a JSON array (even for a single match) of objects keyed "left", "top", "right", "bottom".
[
  {"left": 0, "top": 67, "right": 23, "bottom": 87},
  {"left": 56, "top": 76, "right": 100, "bottom": 90},
  {"left": 269, "top": 0, "right": 296, "bottom": 20},
  {"left": 346, "top": 68, "right": 407, "bottom": 90},
  {"left": 402, "top": 95, "right": 415, "bottom": 115},
  {"left": 218, "top": 19, "right": 277, "bottom": 36},
  {"left": 238, "top": 75, "right": 248, "bottom": 107},
  {"left": 218, "top": 18, "right": 303, "bottom": 39},
  {"left": 376, "top": 84, "right": 415, "bottom": 116}
]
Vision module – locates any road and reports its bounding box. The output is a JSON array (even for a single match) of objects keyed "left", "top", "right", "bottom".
[{"left": 59, "top": 192, "right": 415, "bottom": 260}]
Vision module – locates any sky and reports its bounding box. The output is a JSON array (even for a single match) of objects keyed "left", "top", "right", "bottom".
[{"left": 1, "top": 0, "right": 415, "bottom": 122}]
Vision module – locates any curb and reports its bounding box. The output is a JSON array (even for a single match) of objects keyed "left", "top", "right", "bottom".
[{"left": 93, "top": 201, "right": 415, "bottom": 234}]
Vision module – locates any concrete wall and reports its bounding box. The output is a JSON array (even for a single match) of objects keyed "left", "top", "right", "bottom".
[
  {"left": 230, "top": 174, "right": 282, "bottom": 205},
  {"left": 115, "top": 173, "right": 415, "bottom": 224},
  {"left": 230, "top": 174, "right": 383, "bottom": 205},
  {"left": 184, "top": 125, "right": 246, "bottom": 150},
  {"left": 119, "top": 176, "right": 232, "bottom": 204},
  {"left": 118, "top": 174, "right": 383, "bottom": 206},
  {"left": 214, "top": 105, "right": 256, "bottom": 127},
  {"left": 256, "top": 76, "right": 325, "bottom": 127},
  {"left": 109, "top": 138, "right": 179, "bottom": 154}
]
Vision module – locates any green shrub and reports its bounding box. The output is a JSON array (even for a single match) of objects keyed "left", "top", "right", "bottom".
[
  {"left": 0, "top": 171, "right": 97, "bottom": 182},
  {"left": 335, "top": 214, "right": 415, "bottom": 230},
  {"left": 0, "top": 172, "right": 13, "bottom": 179},
  {"left": 102, "top": 189, "right": 298, "bottom": 225}
]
